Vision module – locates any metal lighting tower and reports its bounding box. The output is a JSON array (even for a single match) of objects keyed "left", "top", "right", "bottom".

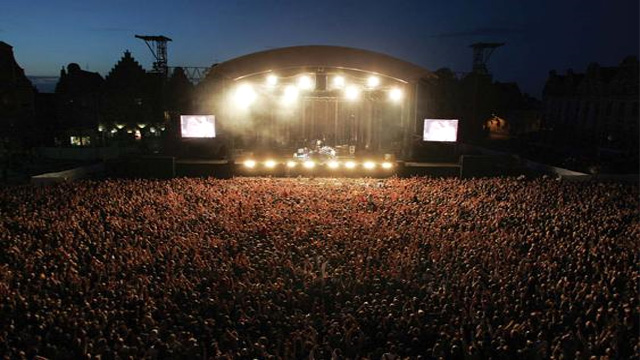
[
  {"left": 135, "top": 35, "right": 172, "bottom": 77},
  {"left": 470, "top": 42, "right": 504, "bottom": 76}
]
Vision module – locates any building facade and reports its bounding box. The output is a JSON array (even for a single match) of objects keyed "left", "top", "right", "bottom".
[
  {"left": 542, "top": 57, "right": 639, "bottom": 160},
  {"left": 0, "top": 41, "right": 36, "bottom": 144}
]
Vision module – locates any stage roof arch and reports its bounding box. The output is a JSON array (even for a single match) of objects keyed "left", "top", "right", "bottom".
[{"left": 207, "top": 45, "right": 435, "bottom": 83}]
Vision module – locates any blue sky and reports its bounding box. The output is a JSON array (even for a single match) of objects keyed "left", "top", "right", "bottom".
[{"left": 2, "top": 0, "right": 638, "bottom": 96}]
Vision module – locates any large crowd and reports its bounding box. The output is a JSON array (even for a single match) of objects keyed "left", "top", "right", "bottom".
[{"left": 0, "top": 177, "right": 638, "bottom": 360}]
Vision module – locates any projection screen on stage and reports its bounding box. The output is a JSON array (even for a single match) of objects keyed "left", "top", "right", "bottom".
[
  {"left": 180, "top": 115, "right": 216, "bottom": 138},
  {"left": 423, "top": 119, "right": 458, "bottom": 142}
]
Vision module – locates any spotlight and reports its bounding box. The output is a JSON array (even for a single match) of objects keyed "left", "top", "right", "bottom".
[
  {"left": 333, "top": 75, "right": 345, "bottom": 89},
  {"left": 303, "top": 160, "right": 315, "bottom": 169},
  {"left": 243, "top": 159, "right": 256, "bottom": 168},
  {"left": 344, "top": 161, "right": 356, "bottom": 169},
  {"left": 367, "top": 76, "right": 380, "bottom": 88},
  {"left": 266, "top": 74, "right": 278, "bottom": 87},
  {"left": 363, "top": 161, "right": 376, "bottom": 170},
  {"left": 297, "top": 75, "right": 314, "bottom": 90},
  {"left": 234, "top": 83, "right": 257, "bottom": 109},
  {"left": 264, "top": 160, "right": 277, "bottom": 168},
  {"left": 286, "top": 160, "right": 297, "bottom": 168},
  {"left": 282, "top": 85, "right": 299, "bottom": 105},
  {"left": 389, "top": 87, "right": 403, "bottom": 102},
  {"left": 381, "top": 162, "right": 393, "bottom": 169},
  {"left": 345, "top": 85, "right": 360, "bottom": 100},
  {"left": 327, "top": 160, "right": 340, "bottom": 169}
]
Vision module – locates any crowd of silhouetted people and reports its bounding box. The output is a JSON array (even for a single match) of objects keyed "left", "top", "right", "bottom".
[{"left": 0, "top": 176, "right": 637, "bottom": 360}]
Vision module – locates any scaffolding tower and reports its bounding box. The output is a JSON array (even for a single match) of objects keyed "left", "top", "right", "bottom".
[
  {"left": 135, "top": 35, "right": 172, "bottom": 77},
  {"left": 470, "top": 42, "right": 504, "bottom": 76}
]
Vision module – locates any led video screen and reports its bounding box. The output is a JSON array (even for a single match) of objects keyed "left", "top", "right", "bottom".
[
  {"left": 180, "top": 115, "right": 216, "bottom": 138},
  {"left": 423, "top": 119, "right": 458, "bottom": 142}
]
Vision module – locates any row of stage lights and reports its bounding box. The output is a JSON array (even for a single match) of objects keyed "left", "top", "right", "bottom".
[
  {"left": 242, "top": 159, "right": 395, "bottom": 171},
  {"left": 234, "top": 74, "right": 404, "bottom": 109}
]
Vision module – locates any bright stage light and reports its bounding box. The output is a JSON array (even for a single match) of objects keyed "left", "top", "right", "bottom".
[
  {"left": 389, "top": 88, "right": 403, "bottom": 102},
  {"left": 327, "top": 160, "right": 340, "bottom": 169},
  {"left": 243, "top": 159, "right": 257, "bottom": 168},
  {"left": 298, "top": 75, "right": 313, "bottom": 90},
  {"left": 345, "top": 85, "right": 360, "bottom": 100},
  {"left": 282, "top": 85, "right": 299, "bottom": 105},
  {"left": 303, "top": 160, "right": 316, "bottom": 169},
  {"left": 264, "top": 160, "right": 277, "bottom": 168},
  {"left": 333, "top": 75, "right": 345, "bottom": 89},
  {"left": 363, "top": 161, "right": 376, "bottom": 170},
  {"left": 286, "top": 160, "right": 297, "bottom": 168},
  {"left": 234, "top": 84, "right": 257, "bottom": 109},
  {"left": 266, "top": 74, "right": 278, "bottom": 87},
  {"left": 344, "top": 160, "right": 356, "bottom": 169},
  {"left": 367, "top": 76, "right": 380, "bottom": 88},
  {"left": 381, "top": 162, "right": 393, "bottom": 169}
]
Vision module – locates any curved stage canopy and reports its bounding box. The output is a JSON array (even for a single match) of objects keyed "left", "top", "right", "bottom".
[
  {"left": 193, "top": 46, "right": 439, "bottom": 162},
  {"left": 207, "top": 45, "right": 435, "bottom": 83}
]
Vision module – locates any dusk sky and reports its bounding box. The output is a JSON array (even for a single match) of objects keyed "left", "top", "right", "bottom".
[{"left": 2, "top": 0, "right": 638, "bottom": 97}]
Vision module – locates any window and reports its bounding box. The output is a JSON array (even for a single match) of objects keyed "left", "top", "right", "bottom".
[{"left": 70, "top": 136, "right": 91, "bottom": 146}]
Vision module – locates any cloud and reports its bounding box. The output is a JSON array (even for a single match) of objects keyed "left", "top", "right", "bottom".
[{"left": 432, "top": 27, "right": 525, "bottom": 38}]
